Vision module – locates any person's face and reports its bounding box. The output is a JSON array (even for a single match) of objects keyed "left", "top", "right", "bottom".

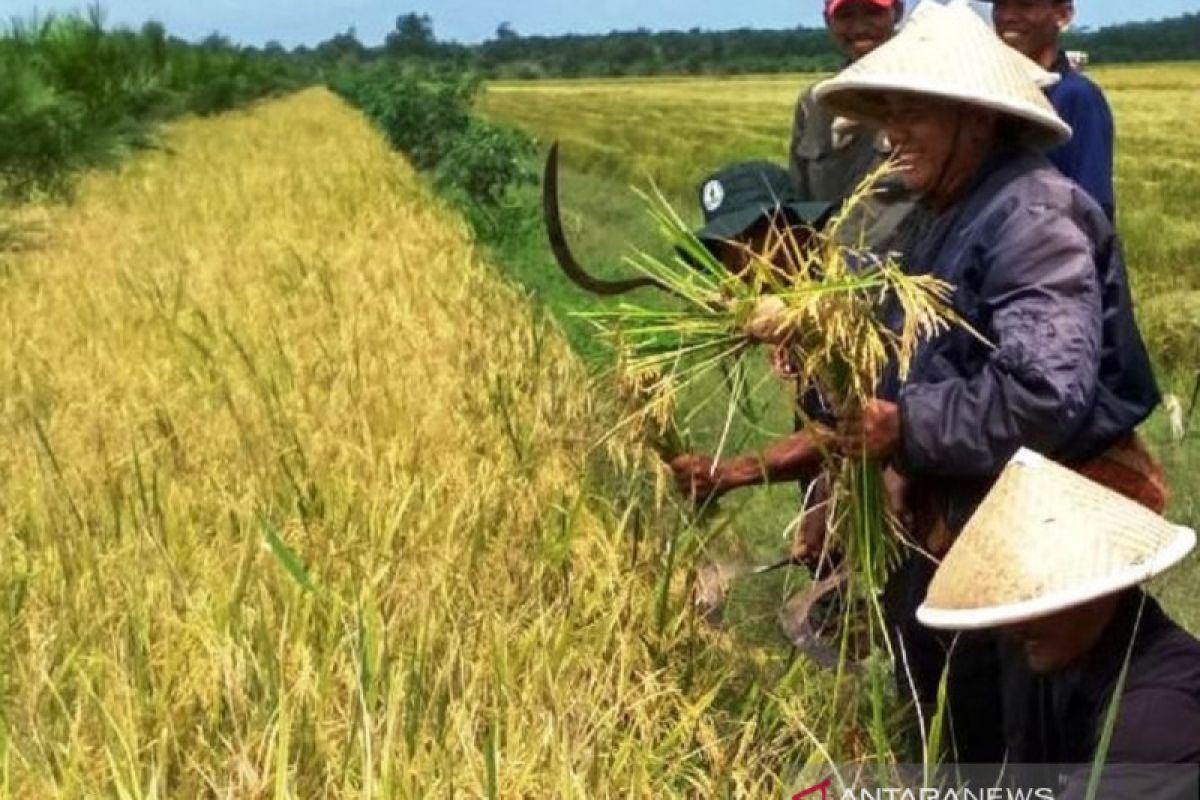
[
  {"left": 825, "top": 0, "right": 901, "bottom": 61},
  {"left": 1003, "top": 596, "right": 1121, "bottom": 674},
  {"left": 711, "top": 217, "right": 811, "bottom": 280},
  {"left": 881, "top": 96, "right": 970, "bottom": 194},
  {"left": 991, "top": 0, "right": 1073, "bottom": 63}
]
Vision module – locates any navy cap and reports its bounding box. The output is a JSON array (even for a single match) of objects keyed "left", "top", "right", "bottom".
[{"left": 695, "top": 162, "right": 835, "bottom": 244}]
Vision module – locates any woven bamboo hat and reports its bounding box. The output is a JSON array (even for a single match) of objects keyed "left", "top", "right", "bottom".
[
  {"left": 918, "top": 449, "right": 1196, "bottom": 630},
  {"left": 812, "top": 0, "right": 1071, "bottom": 150}
]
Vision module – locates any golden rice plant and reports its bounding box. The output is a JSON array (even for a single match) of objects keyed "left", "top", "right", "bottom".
[{"left": 0, "top": 86, "right": 891, "bottom": 798}]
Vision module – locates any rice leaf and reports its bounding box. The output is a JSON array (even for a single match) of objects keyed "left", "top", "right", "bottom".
[{"left": 261, "top": 518, "right": 315, "bottom": 593}]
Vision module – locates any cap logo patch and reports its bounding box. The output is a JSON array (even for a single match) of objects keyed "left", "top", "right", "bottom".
[{"left": 702, "top": 180, "right": 725, "bottom": 213}]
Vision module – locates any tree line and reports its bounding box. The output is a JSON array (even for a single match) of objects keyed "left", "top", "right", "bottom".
[{"left": 294, "top": 11, "right": 1200, "bottom": 78}]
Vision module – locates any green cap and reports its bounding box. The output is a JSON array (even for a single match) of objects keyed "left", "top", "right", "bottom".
[{"left": 695, "top": 162, "right": 835, "bottom": 244}]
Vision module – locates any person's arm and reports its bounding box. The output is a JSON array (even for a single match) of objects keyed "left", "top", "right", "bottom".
[
  {"left": 669, "top": 430, "right": 825, "bottom": 503},
  {"left": 895, "top": 201, "right": 1104, "bottom": 479},
  {"left": 1059, "top": 82, "right": 1116, "bottom": 220},
  {"left": 723, "top": 430, "right": 826, "bottom": 488}
]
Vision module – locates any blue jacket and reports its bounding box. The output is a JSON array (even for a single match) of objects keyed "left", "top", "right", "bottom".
[
  {"left": 886, "top": 148, "right": 1158, "bottom": 531},
  {"left": 1046, "top": 52, "right": 1116, "bottom": 221}
]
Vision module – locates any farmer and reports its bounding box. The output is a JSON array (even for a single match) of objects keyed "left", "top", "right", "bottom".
[
  {"left": 670, "top": 161, "right": 916, "bottom": 650},
  {"left": 986, "top": 0, "right": 1117, "bottom": 219},
  {"left": 791, "top": 0, "right": 913, "bottom": 249},
  {"left": 918, "top": 450, "right": 1200, "bottom": 795},
  {"left": 811, "top": 0, "right": 1161, "bottom": 762},
  {"left": 669, "top": 162, "right": 834, "bottom": 507}
]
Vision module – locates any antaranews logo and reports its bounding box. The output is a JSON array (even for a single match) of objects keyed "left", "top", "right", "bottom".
[
  {"left": 792, "top": 778, "right": 832, "bottom": 799},
  {"left": 791, "top": 780, "right": 1056, "bottom": 800}
]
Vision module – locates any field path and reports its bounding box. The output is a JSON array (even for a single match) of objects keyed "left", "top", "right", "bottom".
[{"left": 0, "top": 89, "right": 816, "bottom": 797}]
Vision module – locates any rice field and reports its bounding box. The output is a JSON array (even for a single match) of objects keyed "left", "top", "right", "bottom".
[
  {"left": 480, "top": 63, "right": 1200, "bottom": 296},
  {"left": 0, "top": 88, "right": 853, "bottom": 797}
]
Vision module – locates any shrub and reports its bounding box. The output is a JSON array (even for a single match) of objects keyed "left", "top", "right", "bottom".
[
  {"left": 0, "top": 59, "right": 89, "bottom": 198},
  {"left": 329, "top": 65, "right": 479, "bottom": 170},
  {"left": 330, "top": 64, "right": 539, "bottom": 242},
  {"left": 434, "top": 119, "right": 536, "bottom": 206}
]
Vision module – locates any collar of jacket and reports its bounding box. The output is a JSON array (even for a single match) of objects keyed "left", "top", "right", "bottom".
[{"left": 1052, "top": 49, "right": 1072, "bottom": 78}]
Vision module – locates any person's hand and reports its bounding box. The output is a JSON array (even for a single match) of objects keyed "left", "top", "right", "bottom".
[
  {"left": 836, "top": 399, "right": 901, "bottom": 460},
  {"left": 744, "top": 295, "right": 789, "bottom": 344},
  {"left": 668, "top": 454, "right": 726, "bottom": 505},
  {"left": 882, "top": 466, "right": 913, "bottom": 533},
  {"left": 792, "top": 475, "right": 830, "bottom": 570}
]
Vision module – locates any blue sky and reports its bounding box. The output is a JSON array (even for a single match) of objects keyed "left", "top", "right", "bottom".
[{"left": 7, "top": 0, "right": 1197, "bottom": 46}]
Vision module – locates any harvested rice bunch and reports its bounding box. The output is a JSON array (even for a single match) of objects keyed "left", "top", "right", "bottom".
[{"left": 584, "top": 165, "right": 983, "bottom": 721}]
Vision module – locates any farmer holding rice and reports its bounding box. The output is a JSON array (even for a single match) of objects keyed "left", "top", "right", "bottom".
[
  {"left": 810, "top": 0, "right": 1161, "bottom": 761},
  {"left": 919, "top": 450, "right": 1200, "bottom": 794},
  {"left": 669, "top": 163, "right": 835, "bottom": 505},
  {"left": 669, "top": 162, "right": 917, "bottom": 654},
  {"left": 986, "top": 0, "right": 1117, "bottom": 219},
  {"left": 674, "top": 0, "right": 913, "bottom": 569}
]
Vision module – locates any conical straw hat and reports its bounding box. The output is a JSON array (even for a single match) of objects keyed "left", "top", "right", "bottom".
[
  {"left": 918, "top": 449, "right": 1195, "bottom": 630},
  {"left": 812, "top": 0, "right": 1071, "bottom": 150}
]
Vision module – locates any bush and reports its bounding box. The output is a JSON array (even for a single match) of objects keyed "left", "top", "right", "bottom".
[
  {"left": 329, "top": 65, "right": 479, "bottom": 170},
  {"left": 0, "top": 60, "right": 89, "bottom": 198},
  {"left": 330, "top": 64, "right": 538, "bottom": 242},
  {"left": 434, "top": 119, "right": 536, "bottom": 206}
]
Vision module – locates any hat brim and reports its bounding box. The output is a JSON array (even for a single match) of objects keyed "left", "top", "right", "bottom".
[
  {"left": 917, "top": 525, "right": 1197, "bottom": 630},
  {"left": 817, "top": 81, "right": 1071, "bottom": 151},
  {"left": 697, "top": 201, "right": 837, "bottom": 244}
]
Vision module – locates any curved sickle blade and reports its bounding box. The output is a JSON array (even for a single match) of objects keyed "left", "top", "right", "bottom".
[
  {"left": 542, "top": 142, "right": 681, "bottom": 298},
  {"left": 778, "top": 568, "right": 850, "bottom": 669}
]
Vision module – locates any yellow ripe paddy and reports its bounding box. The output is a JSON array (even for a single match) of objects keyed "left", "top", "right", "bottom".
[{"left": 0, "top": 88, "right": 839, "bottom": 796}]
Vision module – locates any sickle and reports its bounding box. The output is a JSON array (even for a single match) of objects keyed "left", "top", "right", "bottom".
[
  {"left": 778, "top": 567, "right": 850, "bottom": 669},
  {"left": 542, "top": 142, "right": 683, "bottom": 298}
]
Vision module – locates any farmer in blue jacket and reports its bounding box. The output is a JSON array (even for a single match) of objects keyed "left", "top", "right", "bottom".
[
  {"left": 811, "top": 0, "right": 1160, "bottom": 763},
  {"left": 987, "top": 0, "right": 1116, "bottom": 219}
]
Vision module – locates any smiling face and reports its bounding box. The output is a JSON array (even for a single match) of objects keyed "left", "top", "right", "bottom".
[
  {"left": 882, "top": 96, "right": 964, "bottom": 193},
  {"left": 825, "top": 0, "right": 901, "bottom": 61},
  {"left": 991, "top": 0, "right": 1073, "bottom": 69},
  {"left": 1003, "top": 595, "right": 1122, "bottom": 674},
  {"left": 879, "top": 94, "right": 1000, "bottom": 205}
]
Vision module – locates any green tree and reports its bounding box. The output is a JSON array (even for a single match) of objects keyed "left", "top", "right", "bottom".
[{"left": 385, "top": 13, "right": 436, "bottom": 58}]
